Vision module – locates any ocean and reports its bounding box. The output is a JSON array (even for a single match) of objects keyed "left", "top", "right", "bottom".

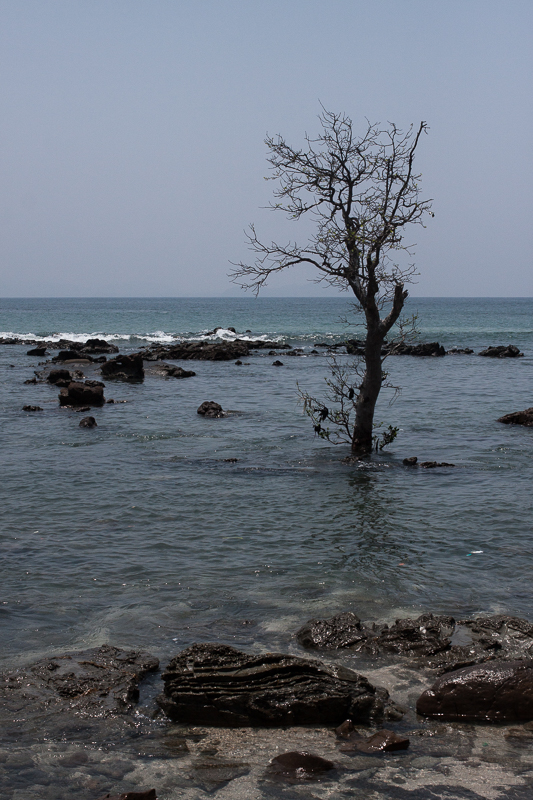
[{"left": 1, "top": 296, "right": 533, "bottom": 799}]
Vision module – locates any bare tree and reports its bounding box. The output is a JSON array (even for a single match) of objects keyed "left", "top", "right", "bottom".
[{"left": 231, "top": 109, "right": 432, "bottom": 456}]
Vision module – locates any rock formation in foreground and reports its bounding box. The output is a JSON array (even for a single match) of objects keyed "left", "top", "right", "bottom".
[
  {"left": 416, "top": 660, "right": 533, "bottom": 722},
  {"left": 156, "top": 643, "right": 402, "bottom": 726}
]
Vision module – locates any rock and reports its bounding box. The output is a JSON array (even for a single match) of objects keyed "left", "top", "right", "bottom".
[
  {"left": 156, "top": 643, "right": 400, "bottom": 726},
  {"left": 58, "top": 382, "right": 105, "bottom": 407},
  {"left": 403, "top": 456, "right": 418, "bottom": 466},
  {"left": 52, "top": 349, "right": 94, "bottom": 362},
  {"left": 479, "top": 345, "right": 523, "bottom": 358},
  {"left": 47, "top": 368, "right": 74, "bottom": 386},
  {"left": 23, "top": 405, "right": 43, "bottom": 412},
  {"left": 84, "top": 379, "right": 105, "bottom": 388},
  {"left": 161, "top": 364, "right": 196, "bottom": 378},
  {"left": 27, "top": 346, "right": 47, "bottom": 356},
  {"left": 297, "top": 612, "right": 367, "bottom": 650},
  {"left": 24, "top": 377, "right": 39, "bottom": 384},
  {"left": 96, "top": 792, "right": 157, "bottom": 800},
  {"left": 75, "top": 406, "right": 91, "bottom": 412},
  {"left": 498, "top": 408, "right": 533, "bottom": 427},
  {"left": 197, "top": 401, "right": 224, "bottom": 418},
  {"left": 268, "top": 751, "right": 335, "bottom": 777},
  {"left": 0, "top": 644, "right": 159, "bottom": 718},
  {"left": 420, "top": 461, "right": 455, "bottom": 468},
  {"left": 338, "top": 729, "right": 410, "bottom": 753},
  {"left": 80, "top": 338, "right": 119, "bottom": 354},
  {"left": 391, "top": 342, "right": 446, "bottom": 357},
  {"left": 235, "top": 360, "right": 243, "bottom": 365},
  {"left": 79, "top": 416, "right": 97, "bottom": 428},
  {"left": 101, "top": 353, "right": 144, "bottom": 382},
  {"left": 416, "top": 660, "right": 533, "bottom": 722},
  {"left": 272, "top": 360, "right": 284, "bottom": 366},
  {"left": 144, "top": 341, "right": 250, "bottom": 362},
  {"left": 448, "top": 347, "right": 474, "bottom": 355}
]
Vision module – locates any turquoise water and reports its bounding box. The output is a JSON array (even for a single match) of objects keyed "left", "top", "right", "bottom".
[{"left": 1, "top": 296, "right": 533, "bottom": 798}]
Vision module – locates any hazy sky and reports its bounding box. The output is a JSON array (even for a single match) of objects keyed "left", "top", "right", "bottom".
[{"left": 0, "top": 1, "right": 531, "bottom": 297}]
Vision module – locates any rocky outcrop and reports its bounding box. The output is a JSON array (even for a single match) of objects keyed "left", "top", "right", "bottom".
[
  {"left": 479, "top": 345, "right": 523, "bottom": 358},
  {"left": 27, "top": 346, "right": 48, "bottom": 356},
  {"left": 498, "top": 408, "right": 533, "bottom": 427},
  {"left": 156, "top": 643, "right": 401, "bottom": 726},
  {"left": 197, "top": 401, "right": 224, "bottom": 418},
  {"left": 79, "top": 416, "right": 97, "bottom": 428},
  {"left": 390, "top": 342, "right": 446, "bottom": 356},
  {"left": 157, "top": 363, "right": 196, "bottom": 378},
  {"left": 144, "top": 342, "right": 250, "bottom": 362},
  {"left": 47, "top": 368, "right": 75, "bottom": 386},
  {"left": 80, "top": 338, "right": 119, "bottom": 354},
  {"left": 416, "top": 660, "right": 533, "bottom": 722},
  {"left": 296, "top": 612, "right": 533, "bottom": 673},
  {"left": 0, "top": 644, "right": 159, "bottom": 718},
  {"left": 59, "top": 382, "right": 105, "bottom": 407},
  {"left": 52, "top": 349, "right": 94, "bottom": 362},
  {"left": 101, "top": 353, "right": 144, "bottom": 382}
]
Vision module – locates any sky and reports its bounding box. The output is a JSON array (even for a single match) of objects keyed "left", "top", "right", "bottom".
[{"left": 0, "top": 0, "right": 532, "bottom": 297}]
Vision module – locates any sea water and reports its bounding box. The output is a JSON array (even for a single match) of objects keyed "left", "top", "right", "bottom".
[{"left": 1, "top": 296, "right": 533, "bottom": 799}]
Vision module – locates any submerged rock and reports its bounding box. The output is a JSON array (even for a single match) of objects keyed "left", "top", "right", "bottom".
[
  {"left": 79, "top": 416, "right": 97, "bottom": 428},
  {"left": 22, "top": 405, "right": 43, "bottom": 412},
  {"left": 337, "top": 726, "right": 410, "bottom": 753},
  {"left": 156, "top": 643, "right": 401, "bottom": 726},
  {"left": 269, "top": 751, "right": 335, "bottom": 777},
  {"left": 417, "top": 660, "right": 533, "bottom": 722},
  {"left": 97, "top": 792, "right": 157, "bottom": 800},
  {"left": 197, "top": 401, "right": 224, "bottom": 418},
  {"left": 27, "top": 345, "right": 48, "bottom": 356},
  {"left": 0, "top": 644, "right": 159, "bottom": 718},
  {"left": 498, "top": 407, "right": 533, "bottom": 427},
  {"left": 296, "top": 612, "right": 533, "bottom": 673},
  {"left": 101, "top": 353, "right": 144, "bottom": 382},
  {"left": 479, "top": 345, "right": 523, "bottom": 358},
  {"left": 155, "top": 363, "right": 196, "bottom": 378}
]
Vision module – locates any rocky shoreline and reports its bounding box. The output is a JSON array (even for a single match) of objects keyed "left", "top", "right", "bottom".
[{"left": 4, "top": 612, "right": 533, "bottom": 799}]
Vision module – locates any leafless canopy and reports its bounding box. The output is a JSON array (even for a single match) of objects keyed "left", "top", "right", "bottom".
[{"left": 231, "top": 109, "right": 431, "bottom": 331}]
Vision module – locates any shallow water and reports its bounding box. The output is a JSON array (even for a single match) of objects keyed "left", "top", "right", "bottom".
[{"left": 1, "top": 296, "right": 533, "bottom": 798}]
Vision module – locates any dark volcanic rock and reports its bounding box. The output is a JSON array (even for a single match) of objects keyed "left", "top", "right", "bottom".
[
  {"left": 0, "top": 644, "right": 159, "bottom": 718},
  {"left": 53, "top": 349, "right": 94, "bottom": 362},
  {"left": 272, "top": 360, "right": 284, "bottom": 366},
  {"left": 79, "top": 416, "right": 97, "bottom": 428},
  {"left": 479, "top": 345, "right": 523, "bottom": 358},
  {"left": 391, "top": 341, "right": 446, "bottom": 356},
  {"left": 338, "top": 728, "right": 409, "bottom": 753},
  {"left": 47, "top": 368, "right": 74, "bottom": 386},
  {"left": 448, "top": 347, "right": 474, "bottom": 355},
  {"left": 498, "top": 408, "right": 533, "bottom": 427},
  {"left": 156, "top": 643, "right": 400, "bottom": 726},
  {"left": 403, "top": 456, "right": 418, "bottom": 465},
  {"left": 23, "top": 405, "right": 43, "bottom": 412},
  {"left": 269, "top": 751, "right": 335, "bottom": 777},
  {"left": 417, "top": 660, "right": 533, "bottom": 722},
  {"left": 101, "top": 353, "right": 144, "bottom": 382},
  {"left": 420, "top": 461, "right": 455, "bottom": 468},
  {"left": 297, "top": 612, "right": 533, "bottom": 674},
  {"left": 59, "top": 382, "right": 105, "bottom": 407},
  {"left": 197, "top": 401, "right": 224, "bottom": 418},
  {"left": 27, "top": 346, "right": 48, "bottom": 356},
  {"left": 157, "top": 363, "right": 196, "bottom": 378},
  {"left": 80, "top": 338, "right": 119, "bottom": 354}
]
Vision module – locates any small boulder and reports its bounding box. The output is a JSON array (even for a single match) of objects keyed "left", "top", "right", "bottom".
[
  {"left": 479, "top": 345, "right": 523, "bottom": 358},
  {"left": 272, "top": 360, "right": 284, "bottom": 366},
  {"left": 101, "top": 353, "right": 144, "bottom": 382},
  {"left": 164, "top": 365, "right": 196, "bottom": 378},
  {"left": 269, "top": 752, "right": 335, "bottom": 777},
  {"left": 197, "top": 401, "right": 224, "bottom": 418},
  {"left": 52, "top": 349, "right": 93, "bottom": 362},
  {"left": 59, "top": 382, "right": 105, "bottom": 407},
  {"left": 403, "top": 456, "right": 418, "bottom": 466},
  {"left": 79, "top": 416, "right": 97, "bottom": 428},
  {"left": 27, "top": 346, "right": 47, "bottom": 356},
  {"left": 23, "top": 405, "right": 43, "bottom": 412},
  {"left": 498, "top": 408, "right": 533, "bottom": 427},
  {"left": 417, "top": 660, "right": 533, "bottom": 722},
  {"left": 47, "top": 368, "right": 73, "bottom": 386}
]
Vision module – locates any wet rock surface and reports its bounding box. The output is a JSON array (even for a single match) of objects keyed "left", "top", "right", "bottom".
[
  {"left": 197, "top": 401, "right": 224, "bottom": 418},
  {"left": 0, "top": 644, "right": 159, "bottom": 718},
  {"left": 391, "top": 341, "right": 446, "bottom": 356},
  {"left": 79, "top": 416, "right": 97, "bottom": 428},
  {"left": 59, "top": 381, "right": 105, "bottom": 407},
  {"left": 268, "top": 751, "right": 335, "bottom": 778},
  {"left": 417, "top": 660, "right": 533, "bottom": 722},
  {"left": 337, "top": 724, "right": 410, "bottom": 753},
  {"left": 498, "top": 407, "right": 533, "bottom": 427},
  {"left": 479, "top": 344, "right": 523, "bottom": 357},
  {"left": 156, "top": 643, "right": 400, "bottom": 726},
  {"left": 101, "top": 353, "right": 145, "bottom": 382},
  {"left": 154, "top": 363, "right": 196, "bottom": 378},
  {"left": 297, "top": 612, "right": 533, "bottom": 673}
]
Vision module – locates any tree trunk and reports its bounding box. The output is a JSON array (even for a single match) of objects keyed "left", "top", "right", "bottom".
[{"left": 351, "top": 327, "right": 384, "bottom": 456}]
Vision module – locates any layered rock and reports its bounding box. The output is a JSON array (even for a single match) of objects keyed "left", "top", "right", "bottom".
[
  {"left": 417, "top": 660, "right": 533, "bottom": 722},
  {"left": 498, "top": 408, "right": 533, "bottom": 427},
  {"left": 101, "top": 353, "right": 144, "bottom": 382},
  {"left": 156, "top": 643, "right": 401, "bottom": 726},
  {"left": 0, "top": 644, "right": 159, "bottom": 718}
]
